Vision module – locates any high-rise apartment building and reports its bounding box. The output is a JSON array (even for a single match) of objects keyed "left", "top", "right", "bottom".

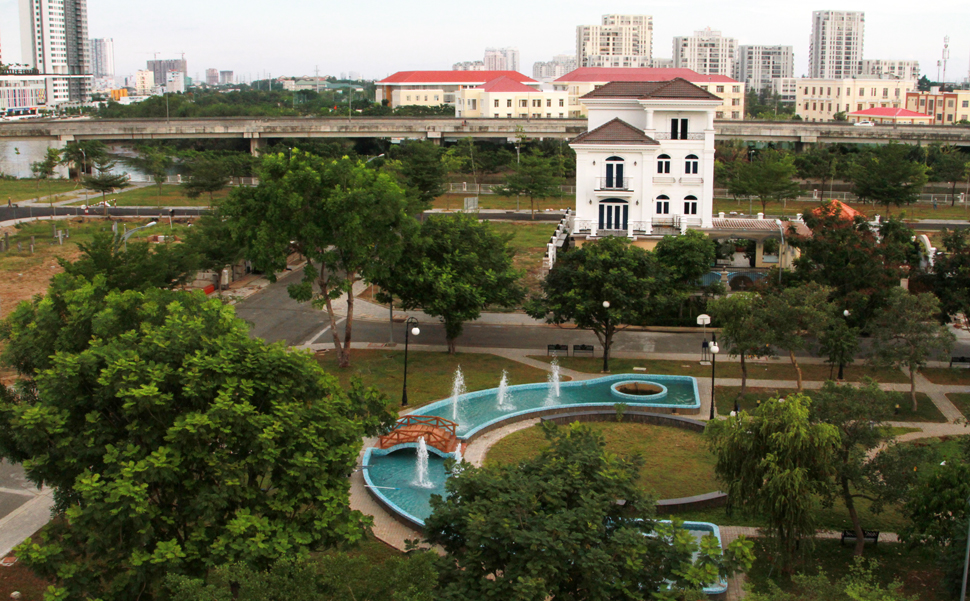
[
  {"left": 576, "top": 14, "right": 653, "bottom": 68},
  {"left": 484, "top": 48, "right": 519, "bottom": 72},
  {"left": 736, "top": 45, "right": 793, "bottom": 90},
  {"left": 219, "top": 70, "right": 233, "bottom": 85},
  {"left": 205, "top": 68, "right": 219, "bottom": 86},
  {"left": 861, "top": 59, "right": 920, "bottom": 81},
  {"left": 90, "top": 38, "right": 114, "bottom": 78},
  {"left": 808, "top": 11, "right": 864, "bottom": 79},
  {"left": 19, "top": 0, "right": 92, "bottom": 103},
  {"left": 673, "top": 28, "right": 738, "bottom": 78},
  {"left": 453, "top": 61, "right": 485, "bottom": 71},
  {"left": 532, "top": 55, "right": 577, "bottom": 80},
  {"left": 134, "top": 70, "right": 154, "bottom": 96},
  {"left": 148, "top": 58, "right": 187, "bottom": 88}
]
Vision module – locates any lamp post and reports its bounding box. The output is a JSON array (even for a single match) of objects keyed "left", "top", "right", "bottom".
[
  {"left": 401, "top": 317, "right": 420, "bottom": 407},
  {"left": 838, "top": 309, "right": 850, "bottom": 380},
  {"left": 774, "top": 219, "right": 786, "bottom": 285},
  {"left": 961, "top": 494, "right": 969, "bottom": 601},
  {"left": 121, "top": 221, "right": 156, "bottom": 251},
  {"left": 709, "top": 334, "right": 719, "bottom": 420},
  {"left": 602, "top": 301, "right": 611, "bottom": 373}
]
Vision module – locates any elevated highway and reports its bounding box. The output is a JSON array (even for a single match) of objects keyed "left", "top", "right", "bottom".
[{"left": 1, "top": 117, "right": 969, "bottom": 149}]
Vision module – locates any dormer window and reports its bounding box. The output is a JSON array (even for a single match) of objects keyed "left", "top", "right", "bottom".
[
  {"left": 685, "top": 154, "right": 699, "bottom": 174},
  {"left": 657, "top": 154, "right": 671, "bottom": 174}
]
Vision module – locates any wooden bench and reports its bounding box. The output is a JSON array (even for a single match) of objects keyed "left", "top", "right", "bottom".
[
  {"left": 547, "top": 344, "right": 568, "bottom": 357},
  {"left": 840, "top": 529, "right": 879, "bottom": 546},
  {"left": 573, "top": 344, "right": 595, "bottom": 357},
  {"left": 949, "top": 356, "right": 970, "bottom": 368}
]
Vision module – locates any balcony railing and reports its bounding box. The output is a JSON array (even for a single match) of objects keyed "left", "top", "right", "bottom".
[
  {"left": 680, "top": 177, "right": 704, "bottom": 185},
  {"left": 653, "top": 176, "right": 676, "bottom": 184},
  {"left": 652, "top": 133, "right": 706, "bottom": 141},
  {"left": 594, "top": 177, "right": 631, "bottom": 191}
]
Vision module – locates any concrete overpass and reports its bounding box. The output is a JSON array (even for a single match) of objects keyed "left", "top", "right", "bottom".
[{"left": 2, "top": 117, "right": 970, "bottom": 150}]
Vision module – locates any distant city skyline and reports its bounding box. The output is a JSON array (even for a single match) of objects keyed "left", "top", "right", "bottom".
[{"left": 0, "top": 0, "right": 966, "bottom": 83}]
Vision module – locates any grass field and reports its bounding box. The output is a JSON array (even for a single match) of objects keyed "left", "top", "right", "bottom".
[
  {"left": 0, "top": 178, "right": 79, "bottom": 204},
  {"left": 714, "top": 386, "right": 946, "bottom": 422},
  {"left": 921, "top": 367, "right": 970, "bottom": 386},
  {"left": 530, "top": 355, "right": 909, "bottom": 383},
  {"left": 486, "top": 221, "right": 556, "bottom": 297},
  {"left": 946, "top": 393, "right": 970, "bottom": 419},
  {"left": 485, "top": 422, "right": 718, "bottom": 500},
  {"left": 67, "top": 184, "right": 231, "bottom": 207},
  {"left": 432, "top": 193, "right": 572, "bottom": 213},
  {"left": 714, "top": 196, "right": 970, "bottom": 221},
  {"left": 314, "top": 349, "right": 555, "bottom": 410}
]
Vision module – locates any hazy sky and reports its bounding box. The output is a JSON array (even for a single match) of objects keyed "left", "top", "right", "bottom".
[{"left": 1, "top": 0, "right": 968, "bottom": 83}]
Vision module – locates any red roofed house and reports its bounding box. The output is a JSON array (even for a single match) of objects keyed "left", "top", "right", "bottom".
[
  {"left": 848, "top": 107, "right": 933, "bottom": 125},
  {"left": 375, "top": 71, "right": 539, "bottom": 109},
  {"left": 454, "top": 76, "right": 569, "bottom": 119},
  {"left": 552, "top": 67, "right": 745, "bottom": 120}
]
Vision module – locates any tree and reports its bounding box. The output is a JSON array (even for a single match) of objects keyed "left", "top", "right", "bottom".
[
  {"left": 135, "top": 146, "right": 174, "bottom": 203},
  {"left": 706, "top": 394, "right": 840, "bottom": 570},
  {"left": 389, "top": 140, "right": 447, "bottom": 210},
  {"left": 817, "top": 316, "right": 860, "bottom": 380},
  {"left": 0, "top": 277, "right": 395, "bottom": 600},
  {"left": 760, "top": 283, "right": 834, "bottom": 390},
  {"left": 927, "top": 145, "right": 970, "bottom": 206},
  {"left": 82, "top": 155, "right": 131, "bottom": 208},
  {"left": 385, "top": 214, "right": 524, "bottom": 353},
  {"left": 31, "top": 146, "right": 61, "bottom": 215},
  {"left": 849, "top": 143, "right": 929, "bottom": 213},
  {"left": 654, "top": 230, "right": 717, "bottom": 286},
  {"left": 794, "top": 145, "right": 846, "bottom": 195},
  {"left": 735, "top": 149, "right": 801, "bottom": 213},
  {"left": 181, "top": 157, "right": 231, "bottom": 205},
  {"left": 495, "top": 149, "right": 562, "bottom": 219},
  {"left": 930, "top": 228, "right": 970, "bottom": 322},
  {"left": 59, "top": 231, "right": 201, "bottom": 291},
  {"left": 425, "top": 422, "right": 754, "bottom": 600},
  {"left": 221, "top": 151, "right": 412, "bottom": 368},
  {"left": 59, "top": 140, "right": 106, "bottom": 182},
  {"left": 526, "top": 237, "right": 671, "bottom": 372},
  {"left": 747, "top": 558, "right": 917, "bottom": 601},
  {"left": 707, "top": 293, "right": 773, "bottom": 394},
  {"left": 867, "top": 289, "right": 954, "bottom": 410},
  {"left": 182, "top": 212, "right": 248, "bottom": 276}
]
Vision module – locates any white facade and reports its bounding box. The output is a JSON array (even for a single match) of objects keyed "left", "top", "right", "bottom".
[
  {"left": 808, "top": 11, "right": 864, "bottom": 79},
  {"left": 771, "top": 77, "right": 798, "bottom": 103},
  {"left": 455, "top": 78, "right": 568, "bottom": 119},
  {"left": 570, "top": 79, "right": 720, "bottom": 241},
  {"left": 532, "top": 55, "right": 577, "bottom": 81},
  {"left": 135, "top": 69, "right": 155, "bottom": 96},
  {"left": 861, "top": 59, "right": 920, "bottom": 81},
  {"left": 165, "top": 71, "right": 185, "bottom": 94},
  {"left": 736, "top": 45, "right": 793, "bottom": 91},
  {"left": 796, "top": 78, "right": 915, "bottom": 121},
  {"left": 484, "top": 48, "right": 519, "bottom": 72},
  {"left": 673, "top": 28, "right": 738, "bottom": 78},
  {"left": 19, "top": 0, "right": 92, "bottom": 103},
  {"left": 577, "top": 14, "right": 653, "bottom": 68},
  {"left": 90, "top": 38, "right": 114, "bottom": 78},
  {"left": 453, "top": 61, "right": 485, "bottom": 71}
]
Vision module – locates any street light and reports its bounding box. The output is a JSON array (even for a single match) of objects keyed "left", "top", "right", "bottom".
[
  {"left": 401, "top": 317, "right": 420, "bottom": 407},
  {"left": 838, "top": 309, "right": 850, "bottom": 380},
  {"left": 121, "top": 221, "right": 157, "bottom": 250},
  {"left": 774, "top": 219, "right": 786, "bottom": 285},
  {"left": 602, "top": 300, "right": 611, "bottom": 372},
  {"left": 709, "top": 333, "right": 720, "bottom": 420}
]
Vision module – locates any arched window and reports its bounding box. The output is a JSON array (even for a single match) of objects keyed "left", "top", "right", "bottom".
[
  {"left": 684, "top": 195, "right": 698, "bottom": 215},
  {"left": 598, "top": 198, "right": 629, "bottom": 231},
  {"left": 685, "top": 154, "right": 699, "bottom": 175},
  {"left": 656, "top": 195, "right": 670, "bottom": 215},
  {"left": 657, "top": 154, "right": 671, "bottom": 174},
  {"left": 605, "top": 156, "right": 625, "bottom": 189}
]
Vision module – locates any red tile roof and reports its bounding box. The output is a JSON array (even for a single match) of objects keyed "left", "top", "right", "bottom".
[
  {"left": 811, "top": 200, "right": 866, "bottom": 220},
  {"left": 378, "top": 71, "right": 536, "bottom": 85},
  {"left": 582, "top": 79, "right": 722, "bottom": 101},
  {"left": 570, "top": 118, "right": 659, "bottom": 145},
  {"left": 850, "top": 107, "right": 928, "bottom": 118},
  {"left": 477, "top": 76, "right": 539, "bottom": 93},
  {"left": 555, "top": 67, "right": 738, "bottom": 84}
]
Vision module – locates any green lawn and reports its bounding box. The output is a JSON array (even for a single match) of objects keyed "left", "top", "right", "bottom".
[
  {"left": 67, "top": 184, "right": 231, "bottom": 207},
  {"left": 485, "top": 422, "right": 718, "bottom": 500},
  {"left": 744, "top": 538, "right": 947, "bottom": 601},
  {"left": 714, "top": 196, "right": 970, "bottom": 222},
  {"left": 946, "top": 393, "right": 970, "bottom": 418},
  {"left": 715, "top": 386, "right": 946, "bottom": 423},
  {"left": 314, "top": 349, "right": 555, "bottom": 411},
  {"left": 0, "top": 178, "right": 80, "bottom": 204},
  {"left": 921, "top": 367, "right": 970, "bottom": 386},
  {"left": 529, "top": 356, "right": 909, "bottom": 383},
  {"left": 487, "top": 221, "right": 556, "bottom": 297}
]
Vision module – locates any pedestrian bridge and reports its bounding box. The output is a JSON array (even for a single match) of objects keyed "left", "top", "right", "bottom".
[{"left": 2, "top": 117, "right": 969, "bottom": 148}]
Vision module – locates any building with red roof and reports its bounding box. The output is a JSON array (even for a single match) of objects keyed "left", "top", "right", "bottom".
[
  {"left": 375, "top": 71, "right": 538, "bottom": 109},
  {"left": 552, "top": 67, "right": 745, "bottom": 120},
  {"left": 848, "top": 107, "right": 933, "bottom": 125},
  {"left": 455, "top": 75, "right": 568, "bottom": 119}
]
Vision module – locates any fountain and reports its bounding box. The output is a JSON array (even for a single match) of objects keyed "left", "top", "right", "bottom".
[
  {"left": 450, "top": 367, "right": 466, "bottom": 423},
  {"left": 496, "top": 370, "right": 512, "bottom": 410},
  {"left": 544, "top": 359, "right": 562, "bottom": 405},
  {"left": 451, "top": 446, "right": 464, "bottom": 474},
  {"left": 412, "top": 437, "right": 435, "bottom": 489}
]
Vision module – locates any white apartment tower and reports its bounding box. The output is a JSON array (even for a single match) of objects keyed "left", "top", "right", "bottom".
[
  {"left": 484, "top": 48, "right": 520, "bottom": 73},
  {"left": 577, "top": 14, "right": 653, "bottom": 68},
  {"left": 19, "top": 0, "right": 92, "bottom": 103},
  {"left": 861, "top": 59, "right": 920, "bottom": 81},
  {"left": 808, "top": 11, "right": 864, "bottom": 79},
  {"left": 90, "top": 38, "right": 114, "bottom": 78},
  {"left": 736, "top": 45, "right": 793, "bottom": 91},
  {"left": 673, "top": 28, "right": 738, "bottom": 78}
]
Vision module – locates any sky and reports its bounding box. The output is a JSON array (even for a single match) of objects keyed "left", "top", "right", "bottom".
[{"left": 0, "top": 0, "right": 968, "bottom": 84}]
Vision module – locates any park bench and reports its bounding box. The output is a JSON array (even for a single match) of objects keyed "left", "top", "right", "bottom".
[
  {"left": 573, "top": 344, "right": 595, "bottom": 357},
  {"left": 949, "top": 356, "right": 970, "bottom": 368},
  {"left": 547, "top": 344, "right": 569, "bottom": 357},
  {"left": 840, "top": 529, "right": 879, "bottom": 546}
]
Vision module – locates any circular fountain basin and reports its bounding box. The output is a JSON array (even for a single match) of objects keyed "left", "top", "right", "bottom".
[{"left": 610, "top": 381, "right": 668, "bottom": 402}]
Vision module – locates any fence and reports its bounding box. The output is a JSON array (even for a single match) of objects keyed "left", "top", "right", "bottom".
[
  {"left": 447, "top": 182, "right": 576, "bottom": 195},
  {"left": 714, "top": 188, "right": 968, "bottom": 205}
]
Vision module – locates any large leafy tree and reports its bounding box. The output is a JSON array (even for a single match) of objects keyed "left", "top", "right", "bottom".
[
  {"left": 931, "top": 228, "right": 970, "bottom": 322},
  {"left": 425, "top": 423, "right": 754, "bottom": 600},
  {"left": 927, "top": 144, "right": 970, "bottom": 206},
  {"left": 654, "top": 229, "right": 717, "bottom": 286},
  {"left": 59, "top": 140, "right": 106, "bottom": 182},
  {"left": 849, "top": 143, "right": 929, "bottom": 213},
  {"left": 707, "top": 292, "right": 773, "bottom": 394},
  {"left": 388, "top": 139, "right": 447, "bottom": 210},
  {"left": 736, "top": 149, "right": 802, "bottom": 213},
  {"left": 133, "top": 146, "right": 175, "bottom": 203},
  {"left": 59, "top": 230, "right": 201, "bottom": 290},
  {"left": 221, "top": 151, "right": 412, "bottom": 367},
  {"left": 707, "top": 394, "right": 840, "bottom": 570},
  {"left": 760, "top": 283, "right": 834, "bottom": 390},
  {"left": 867, "top": 289, "right": 954, "bottom": 410},
  {"left": 526, "top": 236, "right": 671, "bottom": 372},
  {"left": 181, "top": 156, "right": 231, "bottom": 205},
  {"left": 82, "top": 155, "right": 131, "bottom": 207},
  {"left": 384, "top": 214, "right": 524, "bottom": 353},
  {"left": 794, "top": 145, "right": 846, "bottom": 196},
  {"left": 31, "top": 146, "right": 62, "bottom": 215},
  {"left": 496, "top": 149, "right": 562, "bottom": 219},
  {"left": 0, "top": 277, "right": 394, "bottom": 600}
]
